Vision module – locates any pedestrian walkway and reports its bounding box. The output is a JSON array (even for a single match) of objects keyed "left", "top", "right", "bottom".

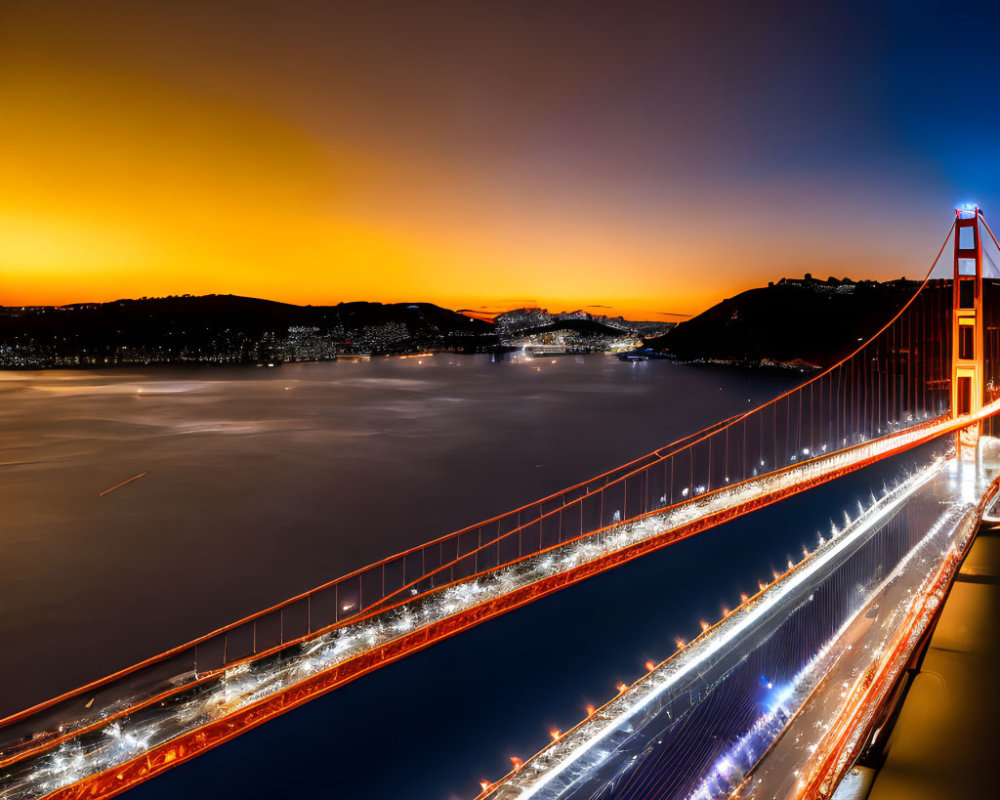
[{"left": 860, "top": 521, "right": 1000, "bottom": 798}]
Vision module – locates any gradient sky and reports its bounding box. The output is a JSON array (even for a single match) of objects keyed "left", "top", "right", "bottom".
[{"left": 2, "top": 1, "right": 999, "bottom": 319}]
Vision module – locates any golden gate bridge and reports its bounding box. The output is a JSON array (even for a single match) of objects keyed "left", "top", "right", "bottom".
[{"left": 3, "top": 207, "right": 1000, "bottom": 800}]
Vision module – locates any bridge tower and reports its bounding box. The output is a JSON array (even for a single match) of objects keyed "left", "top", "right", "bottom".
[{"left": 952, "top": 205, "right": 985, "bottom": 458}]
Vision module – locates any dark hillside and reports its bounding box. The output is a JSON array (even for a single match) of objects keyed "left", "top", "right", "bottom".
[
  {"left": 0, "top": 295, "right": 494, "bottom": 366},
  {"left": 647, "top": 277, "right": 922, "bottom": 368}
]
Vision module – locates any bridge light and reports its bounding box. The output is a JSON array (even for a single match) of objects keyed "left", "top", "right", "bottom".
[
  {"left": 722, "top": 606, "right": 730, "bottom": 616},
  {"left": 510, "top": 756, "right": 524, "bottom": 771},
  {"left": 480, "top": 780, "right": 493, "bottom": 792},
  {"left": 550, "top": 728, "right": 562, "bottom": 741},
  {"left": 645, "top": 660, "right": 656, "bottom": 672},
  {"left": 585, "top": 704, "right": 596, "bottom": 717},
  {"left": 740, "top": 592, "right": 749, "bottom": 603},
  {"left": 617, "top": 682, "right": 629, "bottom": 693},
  {"left": 717, "top": 755, "right": 738, "bottom": 776},
  {"left": 675, "top": 638, "right": 686, "bottom": 650},
  {"left": 700, "top": 620, "right": 710, "bottom": 632}
]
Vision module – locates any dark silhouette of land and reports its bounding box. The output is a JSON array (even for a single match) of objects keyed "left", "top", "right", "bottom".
[
  {"left": 0, "top": 277, "right": 958, "bottom": 369},
  {"left": 646, "top": 276, "right": 928, "bottom": 368},
  {"left": 0, "top": 295, "right": 493, "bottom": 367}
]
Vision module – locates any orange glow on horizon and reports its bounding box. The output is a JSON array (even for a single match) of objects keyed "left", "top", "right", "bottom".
[
  {"left": 0, "top": 4, "right": 932, "bottom": 324},
  {"left": 0, "top": 52, "right": 716, "bottom": 322}
]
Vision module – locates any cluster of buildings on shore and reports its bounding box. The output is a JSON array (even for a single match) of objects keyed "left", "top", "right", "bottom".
[{"left": 0, "top": 303, "right": 671, "bottom": 368}]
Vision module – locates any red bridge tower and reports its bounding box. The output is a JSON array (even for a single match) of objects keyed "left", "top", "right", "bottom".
[{"left": 952, "top": 205, "right": 984, "bottom": 458}]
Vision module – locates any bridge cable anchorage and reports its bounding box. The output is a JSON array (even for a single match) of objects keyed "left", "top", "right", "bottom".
[{"left": 6, "top": 213, "right": 1000, "bottom": 800}]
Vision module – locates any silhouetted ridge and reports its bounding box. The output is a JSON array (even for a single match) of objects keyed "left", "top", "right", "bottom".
[{"left": 648, "top": 277, "right": 925, "bottom": 369}]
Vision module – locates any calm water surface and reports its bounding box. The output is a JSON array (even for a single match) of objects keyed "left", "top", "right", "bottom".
[{"left": 0, "top": 355, "right": 796, "bottom": 716}]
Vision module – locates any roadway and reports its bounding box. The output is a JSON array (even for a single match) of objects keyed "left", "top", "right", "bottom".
[{"left": 726, "top": 452, "right": 1000, "bottom": 800}]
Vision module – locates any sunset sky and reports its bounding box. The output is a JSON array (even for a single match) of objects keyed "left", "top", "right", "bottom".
[{"left": 2, "top": 1, "right": 999, "bottom": 319}]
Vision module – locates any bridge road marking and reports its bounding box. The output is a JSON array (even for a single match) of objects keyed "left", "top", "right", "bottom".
[{"left": 97, "top": 471, "right": 149, "bottom": 496}]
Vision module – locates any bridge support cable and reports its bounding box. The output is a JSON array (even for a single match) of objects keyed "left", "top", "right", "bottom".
[{"left": 361, "top": 221, "right": 960, "bottom": 616}]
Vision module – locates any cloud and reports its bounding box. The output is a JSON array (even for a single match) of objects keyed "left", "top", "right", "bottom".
[{"left": 456, "top": 308, "right": 498, "bottom": 322}]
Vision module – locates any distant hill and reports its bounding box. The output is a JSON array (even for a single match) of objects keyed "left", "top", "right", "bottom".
[
  {"left": 646, "top": 276, "right": 923, "bottom": 369},
  {"left": 332, "top": 300, "right": 493, "bottom": 336},
  {"left": 514, "top": 318, "right": 627, "bottom": 338},
  {"left": 0, "top": 295, "right": 495, "bottom": 367}
]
